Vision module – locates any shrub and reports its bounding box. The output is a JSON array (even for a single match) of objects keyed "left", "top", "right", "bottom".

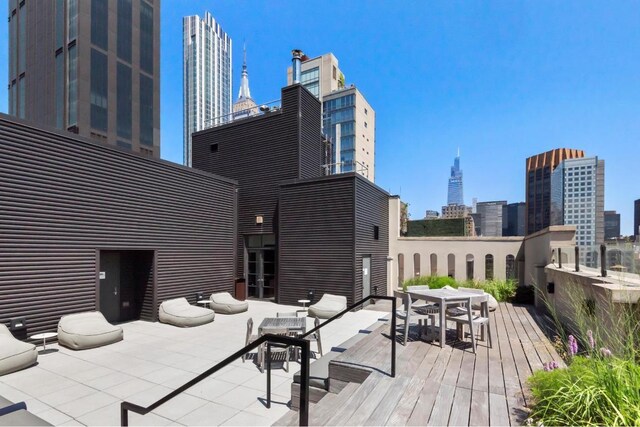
[
  {"left": 401, "top": 275, "right": 457, "bottom": 291},
  {"left": 529, "top": 356, "right": 640, "bottom": 426},
  {"left": 458, "top": 279, "right": 517, "bottom": 302},
  {"left": 513, "top": 284, "right": 535, "bottom": 304}
]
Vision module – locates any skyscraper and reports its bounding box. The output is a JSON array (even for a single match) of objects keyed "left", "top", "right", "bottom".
[
  {"left": 183, "top": 12, "right": 232, "bottom": 167},
  {"left": 8, "top": 0, "right": 161, "bottom": 157},
  {"left": 550, "top": 156, "right": 605, "bottom": 267},
  {"left": 287, "top": 52, "right": 375, "bottom": 181},
  {"left": 604, "top": 211, "right": 621, "bottom": 240},
  {"left": 526, "top": 148, "right": 585, "bottom": 234},
  {"left": 232, "top": 45, "right": 257, "bottom": 120},
  {"left": 634, "top": 199, "right": 640, "bottom": 239},
  {"left": 476, "top": 201, "right": 507, "bottom": 237},
  {"left": 447, "top": 150, "right": 464, "bottom": 206},
  {"left": 502, "top": 202, "right": 526, "bottom": 236}
]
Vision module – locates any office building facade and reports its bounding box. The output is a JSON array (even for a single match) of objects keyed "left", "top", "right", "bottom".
[
  {"left": 8, "top": 0, "right": 161, "bottom": 157},
  {"left": 476, "top": 201, "right": 507, "bottom": 237},
  {"left": 604, "top": 210, "right": 621, "bottom": 240},
  {"left": 526, "top": 148, "right": 585, "bottom": 234},
  {"left": 447, "top": 151, "right": 464, "bottom": 206},
  {"left": 502, "top": 202, "right": 526, "bottom": 236},
  {"left": 442, "top": 204, "right": 472, "bottom": 219},
  {"left": 550, "top": 156, "right": 605, "bottom": 267},
  {"left": 287, "top": 52, "right": 375, "bottom": 181},
  {"left": 183, "top": 12, "right": 232, "bottom": 166},
  {"left": 635, "top": 199, "right": 640, "bottom": 239}
]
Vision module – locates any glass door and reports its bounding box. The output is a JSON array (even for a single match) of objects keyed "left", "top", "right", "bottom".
[{"left": 247, "top": 246, "right": 276, "bottom": 299}]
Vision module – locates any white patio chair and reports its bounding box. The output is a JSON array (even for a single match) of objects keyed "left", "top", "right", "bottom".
[
  {"left": 242, "top": 318, "right": 259, "bottom": 363},
  {"left": 444, "top": 296, "right": 492, "bottom": 353},
  {"left": 394, "top": 291, "right": 439, "bottom": 346},
  {"left": 259, "top": 327, "right": 291, "bottom": 373}
]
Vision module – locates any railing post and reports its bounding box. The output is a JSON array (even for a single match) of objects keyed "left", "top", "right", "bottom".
[
  {"left": 391, "top": 296, "right": 396, "bottom": 378},
  {"left": 575, "top": 246, "right": 580, "bottom": 272},
  {"left": 600, "top": 244, "right": 607, "bottom": 277},
  {"left": 558, "top": 248, "right": 562, "bottom": 269},
  {"left": 266, "top": 343, "right": 271, "bottom": 409},
  {"left": 299, "top": 340, "right": 310, "bottom": 426},
  {"left": 120, "top": 404, "right": 128, "bottom": 427}
]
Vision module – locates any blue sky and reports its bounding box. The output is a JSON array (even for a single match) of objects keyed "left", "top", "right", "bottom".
[{"left": 1, "top": 1, "right": 638, "bottom": 233}]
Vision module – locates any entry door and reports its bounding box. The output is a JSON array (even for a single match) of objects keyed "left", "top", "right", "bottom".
[
  {"left": 99, "top": 252, "right": 121, "bottom": 323},
  {"left": 247, "top": 249, "right": 276, "bottom": 299},
  {"left": 362, "top": 256, "right": 371, "bottom": 299}
]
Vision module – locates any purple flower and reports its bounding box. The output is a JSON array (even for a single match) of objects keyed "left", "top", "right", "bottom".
[
  {"left": 568, "top": 335, "right": 578, "bottom": 356},
  {"left": 543, "top": 361, "right": 560, "bottom": 371},
  {"left": 600, "top": 347, "right": 612, "bottom": 358},
  {"left": 587, "top": 330, "right": 595, "bottom": 349}
]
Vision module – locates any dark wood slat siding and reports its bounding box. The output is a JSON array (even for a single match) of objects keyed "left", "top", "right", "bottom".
[
  {"left": 278, "top": 176, "right": 356, "bottom": 306},
  {"left": 0, "top": 115, "right": 236, "bottom": 334},
  {"left": 298, "top": 87, "right": 324, "bottom": 179},
  {"left": 191, "top": 84, "right": 323, "bottom": 278},
  {"left": 354, "top": 176, "right": 390, "bottom": 301}
]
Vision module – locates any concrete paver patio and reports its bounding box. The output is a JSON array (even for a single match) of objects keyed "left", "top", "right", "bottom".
[{"left": 0, "top": 300, "right": 384, "bottom": 426}]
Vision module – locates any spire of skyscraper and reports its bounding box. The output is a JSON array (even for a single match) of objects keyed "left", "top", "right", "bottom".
[
  {"left": 447, "top": 151, "right": 464, "bottom": 205},
  {"left": 237, "top": 42, "right": 252, "bottom": 101}
]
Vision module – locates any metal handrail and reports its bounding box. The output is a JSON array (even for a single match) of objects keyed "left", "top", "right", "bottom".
[
  {"left": 120, "top": 334, "right": 311, "bottom": 426},
  {"left": 299, "top": 294, "right": 397, "bottom": 377}
]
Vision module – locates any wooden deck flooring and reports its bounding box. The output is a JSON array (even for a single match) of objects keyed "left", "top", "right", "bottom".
[{"left": 275, "top": 303, "right": 564, "bottom": 426}]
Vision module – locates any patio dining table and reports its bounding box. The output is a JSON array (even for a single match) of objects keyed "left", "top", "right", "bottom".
[
  {"left": 258, "top": 317, "right": 306, "bottom": 335},
  {"left": 407, "top": 288, "right": 488, "bottom": 348}
]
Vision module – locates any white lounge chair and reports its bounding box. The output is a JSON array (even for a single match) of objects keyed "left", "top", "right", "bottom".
[
  {"left": 0, "top": 324, "right": 37, "bottom": 376},
  {"left": 307, "top": 294, "right": 347, "bottom": 319},
  {"left": 159, "top": 298, "right": 215, "bottom": 327},
  {"left": 57, "top": 311, "right": 123, "bottom": 350},
  {"left": 209, "top": 292, "right": 248, "bottom": 314}
]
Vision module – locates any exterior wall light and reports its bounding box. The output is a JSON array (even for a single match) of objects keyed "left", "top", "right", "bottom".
[{"left": 256, "top": 215, "right": 263, "bottom": 225}]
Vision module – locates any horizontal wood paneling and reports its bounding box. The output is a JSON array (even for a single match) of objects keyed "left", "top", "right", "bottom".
[
  {"left": 191, "top": 84, "right": 323, "bottom": 279},
  {"left": 278, "top": 175, "right": 356, "bottom": 305},
  {"left": 0, "top": 115, "right": 236, "bottom": 333}
]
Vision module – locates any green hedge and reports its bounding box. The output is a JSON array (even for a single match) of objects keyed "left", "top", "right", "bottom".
[{"left": 402, "top": 276, "right": 517, "bottom": 302}]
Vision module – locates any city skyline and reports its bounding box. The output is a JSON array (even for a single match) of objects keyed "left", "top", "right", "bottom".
[{"left": 1, "top": 1, "right": 638, "bottom": 233}]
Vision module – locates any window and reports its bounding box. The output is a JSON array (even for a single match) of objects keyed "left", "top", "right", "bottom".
[
  {"left": 116, "top": 63, "right": 132, "bottom": 139},
  {"left": 364, "top": 122, "right": 368, "bottom": 128},
  {"left": 18, "top": 76, "right": 25, "bottom": 119},
  {"left": 398, "top": 254, "right": 404, "bottom": 285},
  {"left": 332, "top": 65, "right": 337, "bottom": 79},
  {"left": 117, "top": 0, "right": 132, "bottom": 62},
  {"left": 18, "top": 2, "right": 25, "bottom": 73},
  {"left": 430, "top": 254, "right": 437, "bottom": 276},
  {"left": 414, "top": 253, "right": 420, "bottom": 277},
  {"left": 485, "top": 254, "right": 494, "bottom": 280},
  {"left": 140, "top": 1, "right": 154, "bottom": 74},
  {"left": 139, "top": 73, "right": 154, "bottom": 146},
  {"left": 116, "top": 140, "right": 132, "bottom": 150},
  {"left": 448, "top": 254, "right": 455, "bottom": 278},
  {"left": 55, "top": 53, "right": 64, "bottom": 129},
  {"left": 90, "top": 49, "right": 108, "bottom": 131},
  {"left": 68, "top": 0, "right": 78, "bottom": 41},
  {"left": 210, "top": 143, "right": 218, "bottom": 153},
  {"left": 55, "top": 0, "right": 64, "bottom": 49},
  {"left": 67, "top": 43, "right": 78, "bottom": 127},
  {"left": 506, "top": 255, "right": 516, "bottom": 279},
  {"left": 91, "top": 0, "right": 108, "bottom": 50},
  {"left": 373, "top": 225, "right": 379, "bottom": 240},
  {"left": 466, "top": 254, "right": 474, "bottom": 280}
]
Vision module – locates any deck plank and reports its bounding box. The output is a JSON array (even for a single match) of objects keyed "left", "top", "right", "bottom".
[
  {"left": 489, "top": 391, "right": 511, "bottom": 427},
  {"left": 427, "top": 383, "right": 457, "bottom": 426},
  {"left": 469, "top": 390, "right": 490, "bottom": 426},
  {"left": 448, "top": 387, "right": 472, "bottom": 426}
]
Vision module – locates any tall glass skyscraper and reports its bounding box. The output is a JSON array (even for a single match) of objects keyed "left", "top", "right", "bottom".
[
  {"left": 550, "top": 156, "right": 605, "bottom": 267},
  {"left": 447, "top": 151, "right": 464, "bottom": 206},
  {"left": 183, "top": 12, "right": 232, "bottom": 166}
]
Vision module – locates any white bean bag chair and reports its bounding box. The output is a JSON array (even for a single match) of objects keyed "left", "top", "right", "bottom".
[
  {"left": 57, "top": 311, "right": 123, "bottom": 350},
  {"left": 159, "top": 298, "right": 215, "bottom": 327},
  {"left": 209, "top": 292, "right": 248, "bottom": 314},
  {"left": 0, "top": 324, "right": 37, "bottom": 376},
  {"left": 308, "top": 294, "right": 347, "bottom": 319}
]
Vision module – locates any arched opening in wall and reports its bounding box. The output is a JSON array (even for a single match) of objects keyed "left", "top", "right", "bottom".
[
  {"left": 413, "top": 253, "right": 420, "bottom": 277},
  {"left": 466, "top": 254, "right": 474, "bottom": 281},
  {"left": 430, "top": 254, "right": 437, "bottom": 276},
  {"left": 506, "top": 255, "right": 516, "bottom": 280},
  {"left": 447, "top": 254, "right": 455, "bottom": 278},
  {"left": 398, "top": 253, "right": 405, "bottom": 286},
  {"left": 560, "top": 251, "right": 569, "bottom": 265},
  {"left": 485, "top": 254, "right": 494, "bottom": 280}
]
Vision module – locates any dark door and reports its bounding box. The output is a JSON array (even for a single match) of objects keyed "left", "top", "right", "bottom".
[
  {"left": 247, "top": 249, "right": 276, "bottom": 299},
  {"left": 99, "top": 252, "right": 121, "bottom": 323},
  {"left": 363, "top": 255, "right": 371, "bottom": 300}
]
